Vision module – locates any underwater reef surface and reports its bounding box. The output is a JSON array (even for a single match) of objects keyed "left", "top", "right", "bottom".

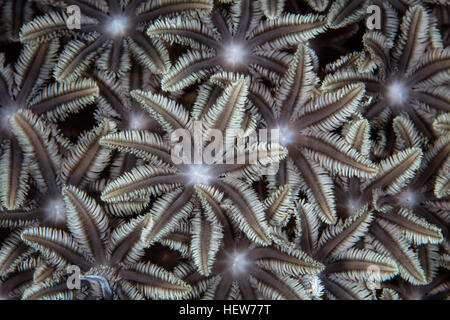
[{"left": 0, "top": 0, "right": 449, "bottom": 300}]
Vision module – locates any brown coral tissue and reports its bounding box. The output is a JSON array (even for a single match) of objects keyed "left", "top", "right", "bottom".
[{"left": 0, "top": 0, "right": 448, "bottom": 301}]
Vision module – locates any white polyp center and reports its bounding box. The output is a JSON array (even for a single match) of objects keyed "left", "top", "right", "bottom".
[
  {"left": 127, "top": 112, "right": 149, "bottom": 130},
  {"left": 0, "top": 105, "right": 17, "bottom": 130},
  {"left": 277, "top": 126, "right": 295, "bottom": 146},
  {"left": 222, "top": 42, "right": 247, "bottom": 68},
  {"left": 230, "top": 251, "right": 249, "bottom": 275},
  {"left": 399, "top": 189, "right": 419, "bottom": 207},
  {"left": 44, "top": 198, "right": 66, "bottom": 225},
  {"left": 187, "top": 165, "right": 212, "bottom": 185},
  {"left": 386, "top": 81, "right": 408, "bottom": 106},
  {"left": 347, "top": 198, "right": 362, "bottom": 213},
  {"left": 106, "top": 16, "right": 128, "bottom": 36}
]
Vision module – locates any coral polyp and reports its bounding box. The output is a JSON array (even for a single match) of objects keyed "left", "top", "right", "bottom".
[{"left": 0, "top": 0, "right": 448, "bottom": 301}]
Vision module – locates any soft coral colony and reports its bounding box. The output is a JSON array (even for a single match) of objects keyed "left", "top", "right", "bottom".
[{"left": 0, "top": 0, "right": 448, "bottom": 300}]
